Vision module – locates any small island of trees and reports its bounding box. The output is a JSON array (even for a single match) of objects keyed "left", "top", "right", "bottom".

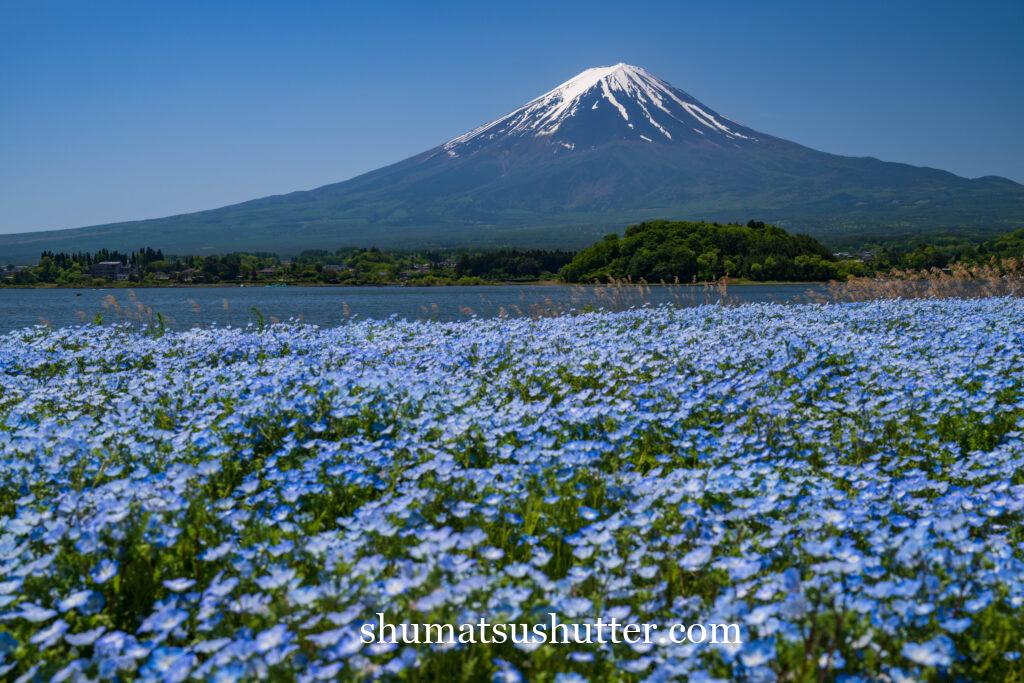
[{"left": 560, "top": 220, "right": 869, "bottom": 283}]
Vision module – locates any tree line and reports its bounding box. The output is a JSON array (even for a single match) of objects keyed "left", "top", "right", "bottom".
[
  {"left": 6, "top": 222, "right": 1023, "bottom": 287},
  {"left": 2, "top": 246, "right": 574, "bottom": 286},
  {"left": 849, "top": 227, "right": 1024, "bottom": 271}
]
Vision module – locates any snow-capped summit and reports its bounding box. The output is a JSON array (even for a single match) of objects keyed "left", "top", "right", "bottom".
[{"left": 444, "top": 63, "right": 756, "bottom": 156}]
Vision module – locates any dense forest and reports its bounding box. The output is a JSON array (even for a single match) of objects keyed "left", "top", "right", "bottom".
[{"left": 560, "top": 220, "right": 868, "bottom": 283}]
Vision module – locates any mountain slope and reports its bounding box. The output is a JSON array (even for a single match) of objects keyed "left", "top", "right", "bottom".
[{"left": 2, "top": 63, "right": 1022, "bottom": 262}]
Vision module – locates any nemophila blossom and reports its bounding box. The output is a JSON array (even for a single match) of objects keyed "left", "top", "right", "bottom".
[
  {"left": 64, "top": 626, "right": 106, "bottom": 647},
  {"left": 680, "top": 545, "right": 713, "bottom": 571},
  {"left": 901, "top": 635, "right": 955, "bottom": 667},
  {"left": 89, "top": 559, "right": 118, "bottom": 584},
  {"left": 1, "top": 298, "right": 1023, "bottom": 679}
]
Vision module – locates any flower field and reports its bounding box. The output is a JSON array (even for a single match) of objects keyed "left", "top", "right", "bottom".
[{"left": 2, "top": 298, "right": 1024, "bottom": 681}]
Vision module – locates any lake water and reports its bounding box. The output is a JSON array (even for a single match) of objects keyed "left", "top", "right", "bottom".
[{"left": 0, "top": 283, "right": 828, "bottom": 333}]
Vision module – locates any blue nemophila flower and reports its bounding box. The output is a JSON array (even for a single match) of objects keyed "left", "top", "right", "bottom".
[
  {"left": 141, "top": 646, "right": 196, "bottom": 682},
  {"left": 255, "top": 624, "right": 292, "bottom": 653},
  {"left": 554, "top": 673, "right": 588, "bottom": 683},
  {"left": 205, "top": 574, "right": 239, "bottom": 598},
  {"left": 139, "top": 605, "right": 189, "bottom": 635},
  {"left": 90, "top": 559, "right": 118, "bottom": 584},
  {"left": 64, "top": 626, "right": 106, "bottom": 647},
  {"left": 57, "top": 589, "right": 103, "bottom": 615},
  {"left": 29, "top": 619, "right": 67, "bottom": 648},
  {"left": 939, "top": 616, "right": 972, "bottom": 634},
  {"left": 680, "top": 546, "right": 713, "bottom": 571},
  {"left": 8, "top": 603, "right": 55, "bottom": 623},
  {"left": 492, "top": 658, "right": 523, "bottom": 683},
  {"left": 902, "top": 635, "right": 955, "bottom": 667},
  {"left": 740, "top": 638, "right": 776, "bottom": 667},
  {"left": 164, "top": 578, "right": 196, "bottom": 592}
]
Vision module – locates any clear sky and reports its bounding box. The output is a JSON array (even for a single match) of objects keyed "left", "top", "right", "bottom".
[{"left": 2, "top": 0, "right": 1022, "bottom": 235}]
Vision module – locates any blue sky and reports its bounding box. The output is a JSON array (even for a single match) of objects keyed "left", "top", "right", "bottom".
[{"left": 2, "top": 0, "right": 1022, "bottom": 234}]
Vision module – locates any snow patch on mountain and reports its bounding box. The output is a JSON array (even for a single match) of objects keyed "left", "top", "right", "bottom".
[{"left": 444, "top": 63, "right": 755, "bottom": 155}]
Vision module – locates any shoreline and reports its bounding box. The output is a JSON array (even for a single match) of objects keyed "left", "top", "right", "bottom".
[{"left": 0, "top": 279, "right": 827, "bottom": 291}]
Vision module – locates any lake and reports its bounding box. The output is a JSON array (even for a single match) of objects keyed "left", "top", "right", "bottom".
[{"left": 0, "top": 283, "right": 829, "bottom": 333}]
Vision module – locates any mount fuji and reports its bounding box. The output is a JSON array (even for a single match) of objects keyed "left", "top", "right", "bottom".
[
  {"left": 2, "top": 63, "right": 1022, "bottom": 261},
  {"left": 442, "top": 63, "right": 758, "bottom": 154}
]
